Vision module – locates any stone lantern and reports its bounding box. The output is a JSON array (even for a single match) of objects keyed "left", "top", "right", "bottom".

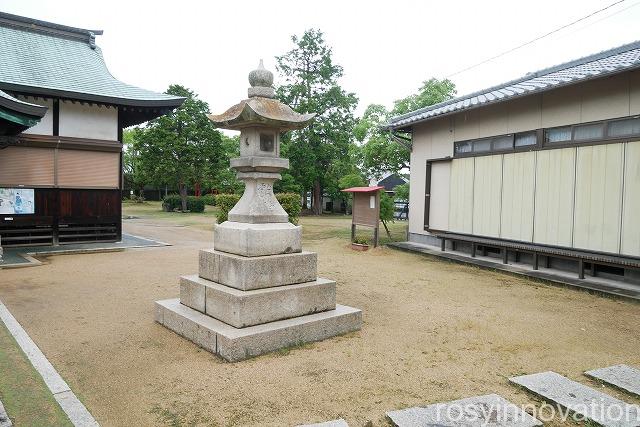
[{"left": 154, "top": 61, "right": 362, "bottom": 362}]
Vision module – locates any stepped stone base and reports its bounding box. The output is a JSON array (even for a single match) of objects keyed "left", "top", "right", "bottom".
[
  {"left": 155, "top": 298, "right": 362, "bottom": 362},
  {"left": 214, "top": 221, "right": 301, "bottom": 256},
  {"left": 180, "top": 274, "right": 336, "bottom": 327},
  {"left": 199, "top": 249, "right": 317, "bottom": 290}
]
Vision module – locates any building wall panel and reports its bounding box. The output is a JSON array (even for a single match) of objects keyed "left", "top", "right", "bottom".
[
  {"left": 631, "top": 70, "right": 640, "bottom": 115},
  {"left": 472, "top": 155, "right": 502, "bottom": 237},
  {"left": 621, "top": 140, "right": 640, "bottom": 256},
  {"left": 429, "top": 161, "right": 450, "bottom": 230},
  {"left": 59, "top": 102, "right": 118, "bottom": 140},
  {"left": 533, "top": 148, "right": 575, "bottom": 247},
  {"left": 573, "top": 144, "right": 623, "bottom": 253},
  {"left": 19, "top": 97, "right": 54, "bottom": 135},
  {"left": 57, "top": 149, "right": 120, "bottom": 189},
  {"left": 0, "top": 146, "right": 55, "bottom": 186},
  {"left": 500, "top": 151, "right": 535, "bottom": 241},
  {"left": 448, "top": 157, "right": 474, "bottom": 233},
  {"left": 580, "top": 74, "right": 630, "bottom": 122}
]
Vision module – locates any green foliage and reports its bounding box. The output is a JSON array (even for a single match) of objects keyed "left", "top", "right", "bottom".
[
  {"left": 131, "top": 85, "right": 226, "bottom": 211},
  {"left": 338, "top": 173, "right": 366, "bottom": 189},
  {"left": 162, "top": 195, "right": 205, "bottom": 213},
  {"left": 379, "top": 192, "right": 395, "bottom": 222},
  {"left": 274, "top": 173, "right": 302, "bottom": 195},
  {"left": 276, "top": 193, "right": 302, "bottom": 225},
  {"left": 214, "top": 194, "right": 241, "bottom": 223},
  {"left": 200, "top": 194, "right": 215, "bottom": 206},
  {"left": 276, "top": 29, "right": 359, "bottom": 214},
  {"left": 393, "top": 182, "right": 410, "bottom": 201},
  {"left": 214, "top": 193, "right": 302, "bottom": 225},
  {"left": 352, "top": 236, "right": 369, "bottom": 245},
  {"left": 357, "top": 78, "right": 456, "bottom": 176}
]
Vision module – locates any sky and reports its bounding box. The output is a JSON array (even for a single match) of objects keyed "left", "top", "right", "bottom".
[{"left": 3, "top": 0, "right": 640, "bottom": 118}]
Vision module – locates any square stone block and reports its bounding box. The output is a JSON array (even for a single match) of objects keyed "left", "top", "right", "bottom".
[
  {"left": 180, "top": 274, "right": 336, "bottom": 328},
  {"left": 155, "top": 298, "right": 362, "bottom": 362},
  {"left": 214, "top": 221, "right": 301, "bottom": 257},
  {"left": 199, "top": 249, "right": 317, "bottom": 290},
  {"left": 180, "top": 276, "right": 206, "bottom": 312}
]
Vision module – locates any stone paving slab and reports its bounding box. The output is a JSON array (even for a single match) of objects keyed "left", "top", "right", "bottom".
[
  {"left": 0, "top": 233, "right": 168, "bottom": 268},
  {"left": 386, "top": 394, "right": 541, "bottom": 427},
  {"left": 585, "top": 365, "right": 640, "bottom": 397},
  {"left": 510, "top": 371, "right": 640, "bottom": 427},
  {"left": 0, "top": 398, "right": 11, "bottom": 427},
  {"left": 297, "top": 419, "right": 348, "bottom": 427}
]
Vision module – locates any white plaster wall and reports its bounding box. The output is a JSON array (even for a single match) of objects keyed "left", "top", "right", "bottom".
[
  {"left": 19, "top": 97, "right": 53, "bottom": 135},
  {"left": 59, "top": 102, "right": 118, "bottom": 140}
]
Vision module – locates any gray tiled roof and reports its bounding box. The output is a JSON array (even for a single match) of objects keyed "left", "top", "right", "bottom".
[
  {"left": 0, "top": 89, "right": 47, "bottom": 117},
  {"left": 386, "top": 40, "right": 640, "bottom": 130},
  {"left": 0, "top": 12, "right": 183, "bottom": 108}
]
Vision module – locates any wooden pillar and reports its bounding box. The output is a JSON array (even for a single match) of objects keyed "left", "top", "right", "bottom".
[
  {"left": 533, "top": 252, "right": 539, "bottom": 270},
  {"left": 545, "top": 256, "right": 551, "bottom": 268},
  {"left": 590, "top": 262, "right": 596, "bottom": 277},
  {"left": 373, "top": 227, "right": 379, "bottom": 248},
  {"left": 351, "top": 224, "right": 356, "bottom": 242},
  {"left": 440, "top": 237, "right": 445, "bottom": 252},
  {"left": 471, "top": 244, "right": 476, "bottom": 258},
  {"left": 502, "top": 248, "right": 508, "bottom": 264}
]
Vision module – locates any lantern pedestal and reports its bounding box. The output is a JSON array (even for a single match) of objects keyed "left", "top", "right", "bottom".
[{"left": 154, "top": 60, "right": 361, "bottom": 361}]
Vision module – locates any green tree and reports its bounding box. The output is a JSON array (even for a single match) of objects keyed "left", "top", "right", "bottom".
[
  {"left": 393, "top": 182, "right": 410, "bottom": 201},
  {"left": 276, "top": 29, "right": 359, "bottom": 215},
  {"left": 132, "top": 85, "right": 225, "bottom": 211},
  {"left": 379, "top": 192, "right": 395, "bottom": 237},
  {"left": 357, "top": 78, "right": 456, "bottom": 177},
  {"left": 122, "top": 128, "right": 146, "bottom": 197}
]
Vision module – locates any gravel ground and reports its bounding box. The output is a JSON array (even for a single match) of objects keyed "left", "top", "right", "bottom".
[{"left": 0, "top": 214, "right": 638, "bottom": 426}]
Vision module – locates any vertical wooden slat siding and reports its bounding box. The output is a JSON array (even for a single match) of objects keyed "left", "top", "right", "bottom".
[
  {"left": 428, "top": 161, "right": 451, "bottom": 231},
  {"left": 533, "top": 148, "right": 576, "bottom": 247},
  {"left": 0, "top": 146, "right": 55, "bottom": 186},
  {"left": 573, "top": 144, "right": 623, "bottom": 253},
  {"left": 501, "top": 151, "right": 536, "bottom": 241},
  {"left": 472, "top": 155, "right": 502, "bottom": 237},
  {"left": 57, "top": 150, "right": 120, "bottom": 188},
  {"left": 448, "top": 157, "right": 474, "bottom": 233},
  {"left": 620, "top": 140, "right": 640, "bottom": 256}
]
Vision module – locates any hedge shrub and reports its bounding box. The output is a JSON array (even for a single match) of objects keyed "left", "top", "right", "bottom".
[
  {"left": 162, "top": 194, "right": 206, "bottom": 213},
  {"left": 214, "top": 194, "right": 241, "bottom": 223},
  {"left": 200, "top": 194, "right": 215, "bottom": 206},
  {"left": 214, "top": 192, "right": 302, "bottom": 224},
  {"left": 276, "top": 193, "right": 302, "bottom": 225}
]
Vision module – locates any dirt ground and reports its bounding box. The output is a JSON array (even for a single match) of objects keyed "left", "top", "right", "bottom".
[{"left": 0, "top": 211, "right": 639, "bottom": 426}]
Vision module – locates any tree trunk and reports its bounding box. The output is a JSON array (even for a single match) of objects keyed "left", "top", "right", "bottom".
[
  {"left": 195, "top": 182, "right": 201, "bottom": 197},
  {"left": 312, "top": 180, "right": 322, "bottom": 215},
  {"left": 179, "top": 183, "right": 188, "bottom": 212},
  {"left": 381, "top": 220, "right": 391, "bottom": 238},
  {"left": 302, "top": 191, "right": 308, "bottom": 210}
]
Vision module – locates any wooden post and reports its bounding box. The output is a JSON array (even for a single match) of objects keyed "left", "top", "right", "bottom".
[
  {"left": 578, "top": 258, "right": 585, "bottom": 279},
  {"left": 373, "top": 227, "right": 379, "bottom": 248},
  {"left": 471, "top": 244, "right": 476, "bottom": 258},
  {"left": 351, "top": 224, "right": 356, "bottom": 242},
  {"left": 440, "top": 237, "right": 445, "bottom": 252},
  {"left": 533, "top": 252, "right": 539, "bottom": 270},
  {"left": 502, "top": 248, "right": 508, "bottom": 264},
  {"left": 590, "top": 262, "right": 596, "bottom": 277}
]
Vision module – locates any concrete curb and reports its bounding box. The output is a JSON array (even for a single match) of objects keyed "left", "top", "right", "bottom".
[{"left": 0, "top": 300, "right": 99, "bottom": 426}]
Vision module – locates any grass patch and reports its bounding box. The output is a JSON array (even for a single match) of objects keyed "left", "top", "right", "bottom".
[{"left": 0, "top": 321, "right": 72, "bottom": 426}]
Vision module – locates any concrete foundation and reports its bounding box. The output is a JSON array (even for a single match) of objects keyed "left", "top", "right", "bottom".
[{"left": 155, "top": 299, "right": 362, "bottom": 362}]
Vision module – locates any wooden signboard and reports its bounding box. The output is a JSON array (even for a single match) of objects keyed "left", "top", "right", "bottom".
[{"left": 341, "top": 186, "right": 383, "bottom": 247}]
